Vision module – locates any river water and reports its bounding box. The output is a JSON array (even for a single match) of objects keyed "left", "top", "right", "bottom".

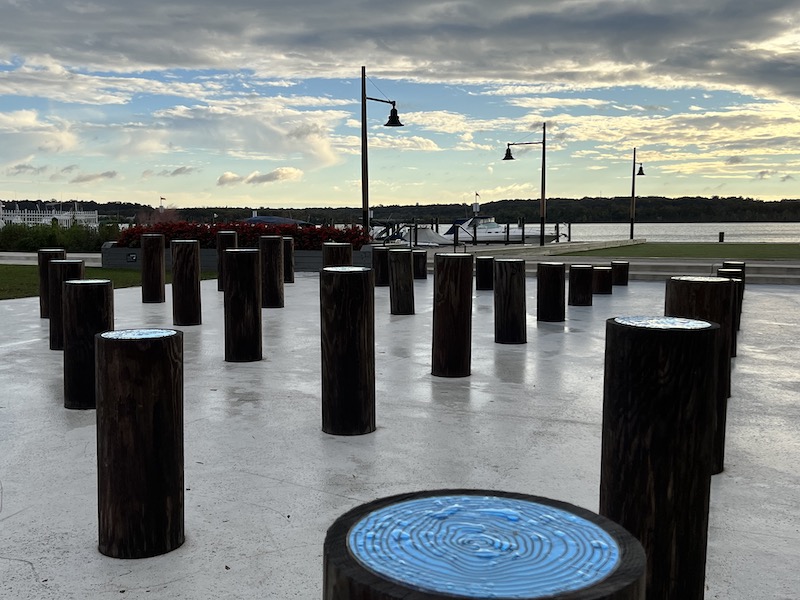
[{"left": 563, "top": 222, "right": 800, "bottom": 243}]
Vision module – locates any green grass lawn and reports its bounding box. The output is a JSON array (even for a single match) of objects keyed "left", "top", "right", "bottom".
[
  {"left": 568, "top": 242, "right": 800, "bottom": 260},
  {"left": 0, "top": 265, "right": 215, "bottom": 300}
]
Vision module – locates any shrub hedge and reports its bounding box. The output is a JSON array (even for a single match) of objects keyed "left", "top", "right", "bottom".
[
  {"left": 115, "top": 221, "right": 371, "bottom": 251},
  {"left": 0, "top": 222, "right": 120, "bottom": 252}
]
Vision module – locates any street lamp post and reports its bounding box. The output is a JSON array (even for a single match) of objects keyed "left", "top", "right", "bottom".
[
  {"left": 361, "top": 66, "right": 403, "bottom": 233},
  {"left": 502, "top": 122, "right": 547, "bottom": 246},
  {"left": 630, "top": 148, "right": 645, "bottom": 240}
]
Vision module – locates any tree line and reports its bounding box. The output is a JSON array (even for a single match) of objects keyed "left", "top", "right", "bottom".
[{"left": 4, "top": 196, "right": 800, "bottom": 225}]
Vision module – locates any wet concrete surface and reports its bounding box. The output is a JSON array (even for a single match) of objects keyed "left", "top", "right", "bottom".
[{"left": 0, "top": 274, "right": 798, "bottom": 598}]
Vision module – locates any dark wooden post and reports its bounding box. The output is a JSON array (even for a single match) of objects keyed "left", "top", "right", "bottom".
[
  {"left": 388, "top": 249, "right": 414, "bottom": 315},
  {"left": 601, "top": 316, "right": 718, "bottom": 600},
  {"left": 141, "top": 233, "right": 166, "bottom": 303},
  {"left": 475, "top": 256, "right": 494, "bottom": 290},
  {"left": 722, "top": 260, "right": 746, "bottom": 288},
  {"left": 259, "top": 235, "right": 285, "bottom": 308},
  {"left": 223, "top": 249, "right": 262, "bottom": 362},
  {"left": 432, "top": 253, "right": 473, "bottom": 377},
  {"left": 171, "top": 240, "right": 202, "bottom": 326},
  {"left": 593, "top": 266, "right": 613, "bottom": 294},
  {"left": 320, "top": 267, "right": 375, "bottom": 435},
  {"left": 216, "top": 230, "right": 238, "bottom": 291},
  {"left": 716, "top": 268, "right": 742, "bottom": 356},
  {"left": 63, "top": 279, "right": 114, "bottom": 409},
  {"left": 611, "top": 260, "right": 630, "bottom": 286},
  {"left": 38, "top": 248, "right": 66, "bottom": 318},
  {"left": 665, "top": 276, "right": 734, "bottom": 474},
  {"left": 568, "top": 264, "right": 593, "bottom": 306},
  {"left": 283, "top": 236, "right": 295, "bottom": 283},
  {"left": 412, "top": 249, "right": 427, "bottom": 279},
  {"left": 721, "top": 261, "right": 745, "bottom": 330},
  {"left": 494, "top": 259, "right": 527, "bottom": 344},
  {"left": 96, "top": 328, "right": 184, "bottom": 558},
  {"left": 372, "top": 246, "right": 390, "bottom": 287},
  {"left": 322, "top": 242, "right": 353, "bottom": 267},
  {"left": 325, "top": 489, "right": 646, "bottom": 600},
  {"left": 48, "top": 259, "right": 85, "bottom": 351},
  {"left": 537, "top": 262, "right": 565, "bottom": 322}
]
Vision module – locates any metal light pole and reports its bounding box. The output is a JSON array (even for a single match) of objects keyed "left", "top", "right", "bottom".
[
  {"left": 630, "top": 148, "right": 645, "bottom": 240},
  {"left": 361, "top": 66, "right": 403, "bottom": 234},
  {"left": 502, "top": 122, "right": 547, "bottom": 246}
]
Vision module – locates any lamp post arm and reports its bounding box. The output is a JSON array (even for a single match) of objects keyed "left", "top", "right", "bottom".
[{"left": 365, "top": 96, "right": 396, "bottom": 106}]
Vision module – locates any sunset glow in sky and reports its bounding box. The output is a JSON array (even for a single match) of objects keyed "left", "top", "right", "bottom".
[{"left": 1, "top": 1, "right": 799, "bottom": 208}]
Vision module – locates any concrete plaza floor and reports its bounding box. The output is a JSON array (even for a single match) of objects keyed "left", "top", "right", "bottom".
[{"left": 1, "top": 273, "right": 798, "bottom": 599}]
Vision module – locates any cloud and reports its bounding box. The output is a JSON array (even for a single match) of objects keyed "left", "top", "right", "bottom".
[
  {"left": 70, "top": 170, "right": 117, "bottom": 183},
  {"left": 725, "top": 156, "right": 746, "bottom": 165},
  {"left": 156, "top": 166, "right": 196, "bottom": 177},
  {"left": 781, "top": 174, "right": 795, "bottom": 182},
  {"left": 7, "top": 163, "right": 47, "bottom": 176},
  {"left": 217, "top": 167, "right": 303, "bottom": 186}
]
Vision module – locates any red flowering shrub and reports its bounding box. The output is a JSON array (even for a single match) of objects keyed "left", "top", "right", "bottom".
[{"left": 116, "top": 222, "right": 371, "bottom": 250}]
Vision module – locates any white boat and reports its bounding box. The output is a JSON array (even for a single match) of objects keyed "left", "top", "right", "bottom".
[
  {"left": 442, "top": 216, "right": 558, "bottom": 244},
  {"left": 370, "top": 223, "right": 454, "bottom": 247}
]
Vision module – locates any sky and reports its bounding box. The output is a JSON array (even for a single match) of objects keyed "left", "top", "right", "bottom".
[{"left": 1, "top": 0, "right": 799, "bottom": 210}]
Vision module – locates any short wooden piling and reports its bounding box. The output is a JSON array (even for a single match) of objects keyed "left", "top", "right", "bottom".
[
  {"left": 475, "top": 256, "right": 494, "bottom": 290},
  {"left": 593, "top": 266, "right": 613, "bottom": 294},
  {"left": 322, "top": 242, "right": 353, "bottom": 267},
  {"left": 601, "top": 316, "right": 718, "bottom": 600},
  {"left": 141, "top": 233, "right": 166, "bottom": 303},
  {"left": 171, "top": 240, "right": 202, "bottom": 326},
  {"left": 372, "top": 246, "right": 390, "bottom": 287},
  {"left": 494, "top": 259, "right": 527, "bottom": 343},
  {"left": 537, "top": 262, "right": 565, "bottom": 322},
  {"left": 48, "top": 259, "right": 85, "bottom": 350},
  {"left": 432, "top": 254, "right": 473, "bottom": 377},
  {"left": 216, "top": 230, "right": 238, "bottom": 291},
  {"left": 388, "top": 249, "right": 414, "bottom": 315},
  {"left": 320, "top": 267, "right": 375, "bottom": 435},
  {"left": 37, "top": 248, "right": 66, "bottom": 318},
  {"left": 63, "top": 279, "right": 114, "bottom": 409},
  {"left": 611, "top": 261, "right": 630, "bottom": 286},
  {"left": 283, "top": 236, "right": 295, "bottom": 283},
  {"left": 665, "top": 276, "right": 734, "bottom": 474},
  {"left": 259, "top": 235, "right": 285, "bottom": 308},
  {"left": 568, "top": 264, "right": 593, "bottom": 306},
  {"left": 716, "top": 268, "right": 742, "bottom": 356},
  {"left": 223, "top": 249, "right": 262, "bottom": 362},
  {"left": 96, "top": 328, "right": 184, "bottom": 558},
  {"left": 412, "top": 249, "right": 428, "bottom": 279}
]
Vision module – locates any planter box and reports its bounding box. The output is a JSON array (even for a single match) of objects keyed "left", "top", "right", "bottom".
[{"left": 101, "top": 245, "right": 373, "bottom": 273}]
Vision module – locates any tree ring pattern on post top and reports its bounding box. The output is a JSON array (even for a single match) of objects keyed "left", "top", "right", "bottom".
[
  {"left": 614, "top": 316, "right": 713, "bottom": 330},
  {"left": 101, "top": 329, "right": 179, "bottom": 340},
  {"left": 347, "top": 494, "right": 621, "bottom": 598}
]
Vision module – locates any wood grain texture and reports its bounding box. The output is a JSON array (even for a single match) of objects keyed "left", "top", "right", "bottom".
[
  {"left": 322, "top": 242, "right": 353, "bottom": 267},
  {"left": 37, "top": 248, "right": 66, "bottom": 318},
  {"left": 259, "top": 235, "right": 285, "bottom": 308},
  {"left": 716, "top": 268, "right": 742, "bottom": 356},
  {"left": 63, "top": 279, "right": 114, "bottom": 409},
  {"left": 48, "top": 259, "right": 85, "bottom": 350},
  {"left": 320, "top": 267, "right": 375, "bottom": 435},
  {"left": 600, "top": 317, "right": 717, "bottom": 600},
  {"left": 223, "top": 249, "right": 262, "bottom": 362},
  {"left": 431, "top": 254, "right": 473, "bottom": 377},
  {"left": 171, "top": 240, "right": 202, "bottom": 326},
  {"left": 475, "top": 256, "right": 494, "bottom": 290},
  {"left": 372, "top": 246, "right": 390, "bottom": 286},
  {"left": 664, "top": 276, "right": 734, "bottom": 474},
  {"left": 568, "top": 264, "right": 593, "bottom": 306},
  {"left": 216, "top": 230, "right": 238, "bottom": 291},
  {"left": 537, "top": 262, "right": 565, "bottom": 322},
  {"left": 96, "top": 329, "right": 184, "bottom": 558},
  {"left": 141, "top": 234, "right": 166, "bottom": 303},
  {"left": 283, "top": 236, "right": 295, "bottom": 283},
  {"left": 388, "top": 249, "right": 414, "bottom": 315}
]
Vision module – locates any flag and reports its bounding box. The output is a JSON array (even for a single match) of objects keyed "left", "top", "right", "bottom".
[{"left": 160, "top": 196, "right": 166, "bottom": 201}]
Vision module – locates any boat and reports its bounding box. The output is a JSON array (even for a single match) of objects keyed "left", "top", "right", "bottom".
[
  {"left": 442, "top": 215, "right": 558, "bottom": 244},
  {"left": 370, "top": 222, "right": 455, "bottom": 247}
]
